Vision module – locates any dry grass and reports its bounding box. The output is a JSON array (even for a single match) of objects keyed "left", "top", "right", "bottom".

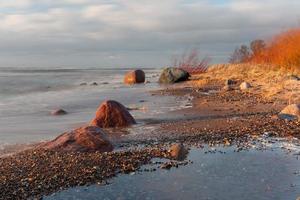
[{"left": 189, "top": 63, "right": 300, "bottom": 104}]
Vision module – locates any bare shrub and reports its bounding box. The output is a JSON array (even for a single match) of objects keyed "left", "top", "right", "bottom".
[{"left": 172, "top": 49, "right": 210, "bottom": 74}]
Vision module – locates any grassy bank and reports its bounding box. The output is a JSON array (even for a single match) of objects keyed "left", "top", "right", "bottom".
[{"left": 189, "top": 63, "right": 300, "bottom": 104}]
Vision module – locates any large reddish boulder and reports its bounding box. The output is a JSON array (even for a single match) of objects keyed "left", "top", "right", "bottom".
[
  {"left": 39, "top": 126, "right": 113, "bottom": 152},
  {"left": 124, "top": 70, "right": 145, "bottom": 84},
  {"left": 90, "top": 100, "right": 136, "bottom": 128}
]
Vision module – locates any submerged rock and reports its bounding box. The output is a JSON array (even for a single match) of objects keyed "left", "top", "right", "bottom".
[
  {"left": 39, "top": 126, "right": 113, "bottom": 152},
  {"left": 279, "top": 104, "right": 300, "bottom": 120},
  {"left": 168, "top": 143, "right": 188, "bottom": 161},
  {"left": 51, "top": 109, "right": 67, "bottom": 116},
  {"left": 124, "top": 69, "right": 146, "bottom": 84},
  {"left": 240, "top": 81, "right": 251, "bottom": 90},
  {"left": 90, "top": 82, "right": 98, "bottom": 86},
  {"left": 90, "top": 100, "right": 136, "bottom": 128},
  {"left": 80, "top": 82, "right": 87, "bottom": 86},
  {"left": 159, "top": 67, "right": 190, "bottom": 84}
]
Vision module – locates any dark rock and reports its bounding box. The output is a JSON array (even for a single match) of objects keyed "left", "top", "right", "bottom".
[
  {"left": 90, "top": 82, "right": 98, "bottom": 86},
  {"left": 51, "top": 109, "right": 67, "bottom": 116},
  {"left": 38, "top": 126, "right": 113, "bottom": 152},
  {"left": 90, "top": 100, "right": 136, "bottom": 128},
  {"left": 159, "top": 67, "right": 190, "bottom": 84},
  {"left": 160, "top": 162, "right": 173, "bottom": 170},
  {"left": 124, "top": 69, "right": 145, "bottom": 84},
  {"left": 80, "top": 83, "right": 87, "bottom": 86},
  {"left": 225, "top": 79, "right": 236, "bottom": 85}
]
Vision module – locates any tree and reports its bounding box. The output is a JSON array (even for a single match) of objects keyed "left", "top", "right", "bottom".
[
  {"left": 229, "top": 45, "right": 251, "bottom": 64},
  {"left": 250, "top": 39, "right": 266, "bottom": 56}
]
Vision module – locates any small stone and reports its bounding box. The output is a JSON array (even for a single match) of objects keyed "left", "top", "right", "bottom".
[
  {"left": 160, "top": 162, "right": 172, "bottom": 170},
  {"left": 51, "top": 109, "right": 67, "bottom": 116},
  {"left": 278, "top": 104, "right": 300, "bottom": 121},
  {"left": 224, "top": 138, "right": 231, "bottom": 146},
  {"left": 168, "top": 143, "right": 188, "bottom": 161},
  {"left": 225, "top": 79, "right": 236, "bottom": 86},
  {"left": 90, "top": 82, "right": 98, "bottom": 86},
  {"left": 223, "top": 85, "right": 234, "bottom": 91},
  {"left": 240, "top": 81, "right": 251, "bottom": 90}
]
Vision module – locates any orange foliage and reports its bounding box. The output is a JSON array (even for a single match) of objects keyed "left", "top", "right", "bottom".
[{"left": 251, "top": 28, "right": 300, "bottom": 70}]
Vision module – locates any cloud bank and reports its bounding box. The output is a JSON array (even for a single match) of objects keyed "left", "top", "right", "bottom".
[{"left": 0, "top": 0, "right": 299, "bottom": 67}]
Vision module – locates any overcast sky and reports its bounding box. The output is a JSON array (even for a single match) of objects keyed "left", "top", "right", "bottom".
[{"left": 0, "top": 0, "right": 299, "bottom": 68}]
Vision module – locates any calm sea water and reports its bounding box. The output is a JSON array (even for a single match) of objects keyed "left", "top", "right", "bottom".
[{"left": 0, "top": 67, "right": 187, "bottom": 148}]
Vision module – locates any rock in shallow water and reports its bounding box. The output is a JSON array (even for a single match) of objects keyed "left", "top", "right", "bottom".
[
  {"left": 51, "top": 109, "right": 67, "bottom": 116},
  {"left": 168, "top": 143, "right": 188, "bottom": 161},
  {"left": 90, "top": 82, "right": 98, "bottom": 86},
  {"left": 124, "top": 69, "right": 145, "bottom": 84},
  {"left": 90, "top": 100, "right": 136, "bottom": 128},
  {"left": 159, "top": 67, "right": 190, "bottom": 84},
  {"left": 38, "top": 126, "right": 113, "bottom": 152}
]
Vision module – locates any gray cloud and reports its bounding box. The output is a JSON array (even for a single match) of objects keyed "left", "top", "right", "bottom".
[{"left": 0, "top": 0, "right": 299, "bottom": 68}]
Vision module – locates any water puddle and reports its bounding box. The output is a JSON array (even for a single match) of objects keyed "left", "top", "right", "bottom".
[{"left": 45, "top": 138, "right": 300, "bottom": 200}]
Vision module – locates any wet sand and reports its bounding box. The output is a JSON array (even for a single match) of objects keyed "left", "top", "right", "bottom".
[{"left": 1, "top": 79, "right": 300, "bottom": 199}]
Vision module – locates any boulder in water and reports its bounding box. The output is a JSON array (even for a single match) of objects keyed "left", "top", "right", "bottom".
[
  {"left": 124, "top": 70, "right": 145, "bottom": 84},
  {"left": 168, "top": 143, "right": 188, "bottom": 161},
  {"left": 51, "top": 109, "right": 67, "bottom": 116},
  {"left": 39, "top": 126, "right": 113, "bottom": 153},
  {"left": 90, "top": 100, "right": 136, "bottom": 128},
  {"left": 90, "top": 82, "right": 98, "bottom": 86},
  {"left": 159, "top": 68, "right": 190, "bottom": 84}
]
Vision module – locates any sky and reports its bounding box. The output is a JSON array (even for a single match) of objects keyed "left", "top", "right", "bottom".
[{"left": 0, "top": 0, "right": 299, "bottom": 68}]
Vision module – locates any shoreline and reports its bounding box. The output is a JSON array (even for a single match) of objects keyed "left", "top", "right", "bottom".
[{"left": 1, "top": 69, "right": 300, "bottom": 199}]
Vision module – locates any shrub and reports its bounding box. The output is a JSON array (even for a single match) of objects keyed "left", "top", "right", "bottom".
[
  {"left": 232, "top": 28, "right": 300, "bottom": 70},
  {"left": 261, "top": 28, "right": 300, "bottom": 70},
  {"left": 172, "top": 49, "right": 209, "bottom": 74},
  {"left": 229, "top": 45, "right": 251, "bottom": 64},
  {"left": 250, "top": 40, "right": 266, "bottom": 55}
]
